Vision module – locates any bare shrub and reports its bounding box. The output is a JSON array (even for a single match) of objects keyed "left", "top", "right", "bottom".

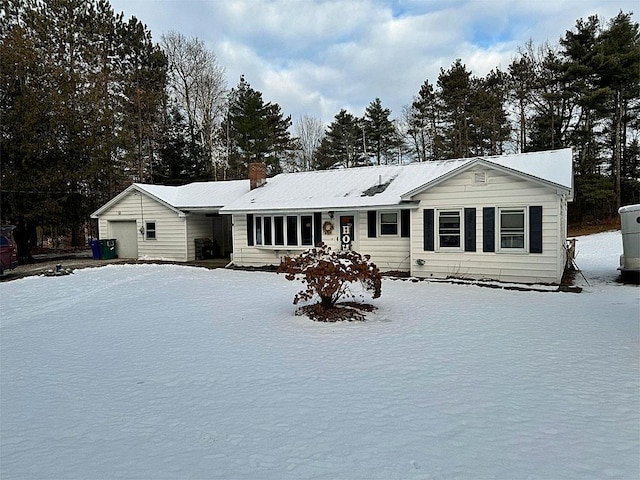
[{"left": 277, "top": 244, "right": 382, "bottom": 321}]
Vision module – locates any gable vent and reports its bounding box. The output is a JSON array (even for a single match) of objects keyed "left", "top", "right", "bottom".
[{"left": 474, "top": 172, "right": 487, "bottom": 184}]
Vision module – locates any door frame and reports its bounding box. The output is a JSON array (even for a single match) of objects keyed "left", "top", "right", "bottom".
[{"left": 339, "top": 213, "right": 357, "bottom": 251}]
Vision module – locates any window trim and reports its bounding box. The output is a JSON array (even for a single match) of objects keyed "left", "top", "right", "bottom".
[
  {"left": 436, "top": 208, "right": 463, "bottom": 251},
  {"left": 145, "top": 221, "right": 157, "bottom": 240},
  {"left": 253, "top": 214, "right": 315, "bottom": 249},
  {"left": 379, "top": 211, "right": 399, "bottom": 236},
  {"left": 497, "top": 207, "right": 528, "bottom": 253}
]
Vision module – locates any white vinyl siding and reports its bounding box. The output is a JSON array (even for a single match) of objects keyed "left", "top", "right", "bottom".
[
  {"left": 232, "top": 213, "right": 322, "bottom": 267},
  {"left": 357, "top": 213, "right": 411, "bottom": 272},
  {"left": 410, "top": 166, "right": 566, "bottom": 284},
  {"left": 97, "top": 191, "right": 188, "bottom": 261},
  {"left": 232, "top": 211, "right": 410, "bottom": 273},
  {"left": 186, "top": 214, "right": 214, "bottom": 261}
]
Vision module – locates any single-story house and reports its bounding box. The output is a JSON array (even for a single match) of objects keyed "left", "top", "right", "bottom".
[
  {"left": 221, "top": 148, "right": 573, "bottom": 284},
  {"left": 91, "top": 180, "right": 249, "bottom": 261}
]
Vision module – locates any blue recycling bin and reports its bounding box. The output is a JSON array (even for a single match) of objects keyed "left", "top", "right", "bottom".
[{"left": 90, "top": 239, "right": 101, "bottom": 259}]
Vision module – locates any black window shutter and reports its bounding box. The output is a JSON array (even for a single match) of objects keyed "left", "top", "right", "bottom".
[
  {"left": 401, "top": 210, "right": 410, "bottom": 238},
  {"left": 367, "top": 211, "right": 377, "bottom": 238},
  {"left": 483, "top": 207, "right": 495, "bottom": 252},
  {"left": 423, "top": 209, "right": 434, "bottom": 251},
  {"left": 529, "top": 206, "right": 543, "bottom": 253},
  {"left": 464, "top": 208, "right": 476, "bottom": 252},
  {"left": 247, "top": 214, "right": 254, "bottom": 246},
  {"left": 313, "top": 212, "right": 322, "bottom": 246}
]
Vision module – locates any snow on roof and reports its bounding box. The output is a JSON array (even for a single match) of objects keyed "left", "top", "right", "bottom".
[
  {"left": 481, "top": 148, "right": 573, "bottom": 190},
  {"left": 221, "top": 149, "right": 573, "bottom": 213},
  {"left": 136, "top": 179, "right": 250, "bottom": 209},
  {"left": 221, "top": 161, "right": 467, "bottom": 212}
]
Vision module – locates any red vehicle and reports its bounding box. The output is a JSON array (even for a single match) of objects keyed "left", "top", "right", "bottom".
[{"left": 0, "top": 226, "right": 18, "bottom": 275}]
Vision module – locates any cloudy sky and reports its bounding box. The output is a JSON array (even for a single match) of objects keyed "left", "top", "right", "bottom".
[{"left": 108, "top": 0, "right": 636, "bottom": 124}]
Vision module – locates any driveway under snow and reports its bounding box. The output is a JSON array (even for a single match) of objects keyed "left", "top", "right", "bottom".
[{"left": 1, "top": 231, "right": 638, "bottom": 479}]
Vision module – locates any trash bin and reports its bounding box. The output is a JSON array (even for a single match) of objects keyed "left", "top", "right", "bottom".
[
  {"left": 90, "top": 239, "right": 101, "bottom": 259},
  {"left": 98, "top": 239, "right": 117, "bottom": 259}
]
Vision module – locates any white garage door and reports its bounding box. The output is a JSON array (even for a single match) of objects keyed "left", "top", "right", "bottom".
[{"left": 108, "top": 221, "right": 138, "bottom": 259}]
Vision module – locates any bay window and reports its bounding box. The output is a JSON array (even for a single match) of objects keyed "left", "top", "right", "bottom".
[
  {"left": 253, "top": 214, "right": 314, "bottom": 247},
  {"left": 286, "top": 216, "right": 298, "bottom": 245}
]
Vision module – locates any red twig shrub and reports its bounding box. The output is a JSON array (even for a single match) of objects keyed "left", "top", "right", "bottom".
[{"left": 277, "top": 244, "right": 382, "bottom": 311}]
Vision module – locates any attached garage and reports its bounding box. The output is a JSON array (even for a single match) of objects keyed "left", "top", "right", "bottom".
[{"left": 91, "top": 180, "right": 249, "bottom": 262}]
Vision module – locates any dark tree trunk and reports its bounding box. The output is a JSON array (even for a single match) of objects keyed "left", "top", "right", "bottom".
[{"left": 13, "top": 218, "right": 34, "bottom": 264}]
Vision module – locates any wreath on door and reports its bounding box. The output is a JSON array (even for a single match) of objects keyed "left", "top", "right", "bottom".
[{"left": 322, "top": 221, "right": 334, "bottom": 235}]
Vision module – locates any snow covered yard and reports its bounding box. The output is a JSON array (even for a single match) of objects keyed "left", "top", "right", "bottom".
[{"left": 1, "top": 231, "right": 638, "bottom": 479}]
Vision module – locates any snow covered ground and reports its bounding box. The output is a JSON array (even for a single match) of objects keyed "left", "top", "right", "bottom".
[{"left": 1, "top": 231, "right": 638, "bottom": 479}]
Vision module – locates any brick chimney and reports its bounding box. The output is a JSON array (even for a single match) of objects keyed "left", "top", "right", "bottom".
[{"left": 249, "top": 162, "right": 267, "bottom": 190}]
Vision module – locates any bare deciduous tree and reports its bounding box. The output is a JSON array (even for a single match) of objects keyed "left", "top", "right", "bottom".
[
  {"left": 293, "top": 114, "right": 325, "bottom": 171},
  {"left": 161, "top": 31, "right": 227, "bottom": 178}
]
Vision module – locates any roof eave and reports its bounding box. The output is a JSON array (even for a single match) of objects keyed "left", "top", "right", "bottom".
[
  {"left": 91, "top": 183, "right": 185, "bottom": 218},
  {"left": 91, "top": 184, "right": 138, "bottom": 217},
  {"left": 400, "top": 158, "right": 572, "bottom": 200},
  {"left": 220, "top": 200, "right": 420, "bottom": 215}
]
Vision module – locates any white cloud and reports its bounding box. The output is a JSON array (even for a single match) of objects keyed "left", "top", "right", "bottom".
[{"left": 109, "top": 0, "right": 638, "bottom": 124}]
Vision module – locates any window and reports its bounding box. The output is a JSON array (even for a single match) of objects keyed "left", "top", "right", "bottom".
[
  {"left": 438, "top": 210, "right": 461, "bottom": 248},
  {"left": 368, "top": 210, "right": 409, "bottom": 237},
  {"left": 145, "top": 221, "right": 156, "bottom": 240},
  {"left": 255, "top": 217, "right": 263, "bottom": 245},
  {"left": 499, "top": 208, "right": 525, "bottom": 249},
  {"left": 253, "top": 214, "right": 314, "bottom": 247},
  {"left": 286, "top": 216, "right": 298, "bottom": 246},
  {"left": 274, "top": 216, "right": 284, "bottom": 245},
  {"left": 380, "top": 212, "right": 398, "bottom": 235},
  {"left": 301, "top": 215, "right": 313, "bottom": 246},
  {"left": 263, "top": 216, "right": 272, "bottom": 245}
]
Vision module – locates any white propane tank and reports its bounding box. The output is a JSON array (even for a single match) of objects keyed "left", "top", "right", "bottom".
[{"left": 618, "top": 204, "right": 640, "bottom": 273}]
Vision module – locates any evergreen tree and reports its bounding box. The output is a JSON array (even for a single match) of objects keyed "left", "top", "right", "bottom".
[
  {"left": 468, "top": 69, "right": 510, "bottom": 156},
  {"left": 407, "top": 79, "right": 441, "bottom": 161},
  {"left": 554, "top": 12, "right": 639, "bottom": 218},
  {"left": 592, "top": 12, "right": 640, "bottom": 209},
  {"left": 317, "top": 109, "right": 364, "bottom": 169},
  {"left": 508, "top": 49, "right": 537, "bottom": 153},
  {"left": 222, "top": 76, "right": 294, "bottom": 178},
  {"left": 559, "top": 15, "right": 604, "bottom": 176},
  {"left": 526, "top": 44, "right": 575, "bottom": 152},
  {"left": 117, "top": 15, "right": 168, "bottom": 184},
  {"left": 437, "top": 59, "right": 473, "bottom": 158},
  {"left": 363, "top": 98, "right": 398, "bottom": 165},
  {"left": 264, "top": 102, "right": 295, "bottom": 175},
  {"left": 155, "top": 104, "right": 207, "bottom": 184},
  {"left": 0, "top": 0, "right": 167, "bottom": 252}
]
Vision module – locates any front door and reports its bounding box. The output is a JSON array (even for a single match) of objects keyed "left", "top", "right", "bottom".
[{"left": 339, "top": 215, "right": 355, "bottom": 250}]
